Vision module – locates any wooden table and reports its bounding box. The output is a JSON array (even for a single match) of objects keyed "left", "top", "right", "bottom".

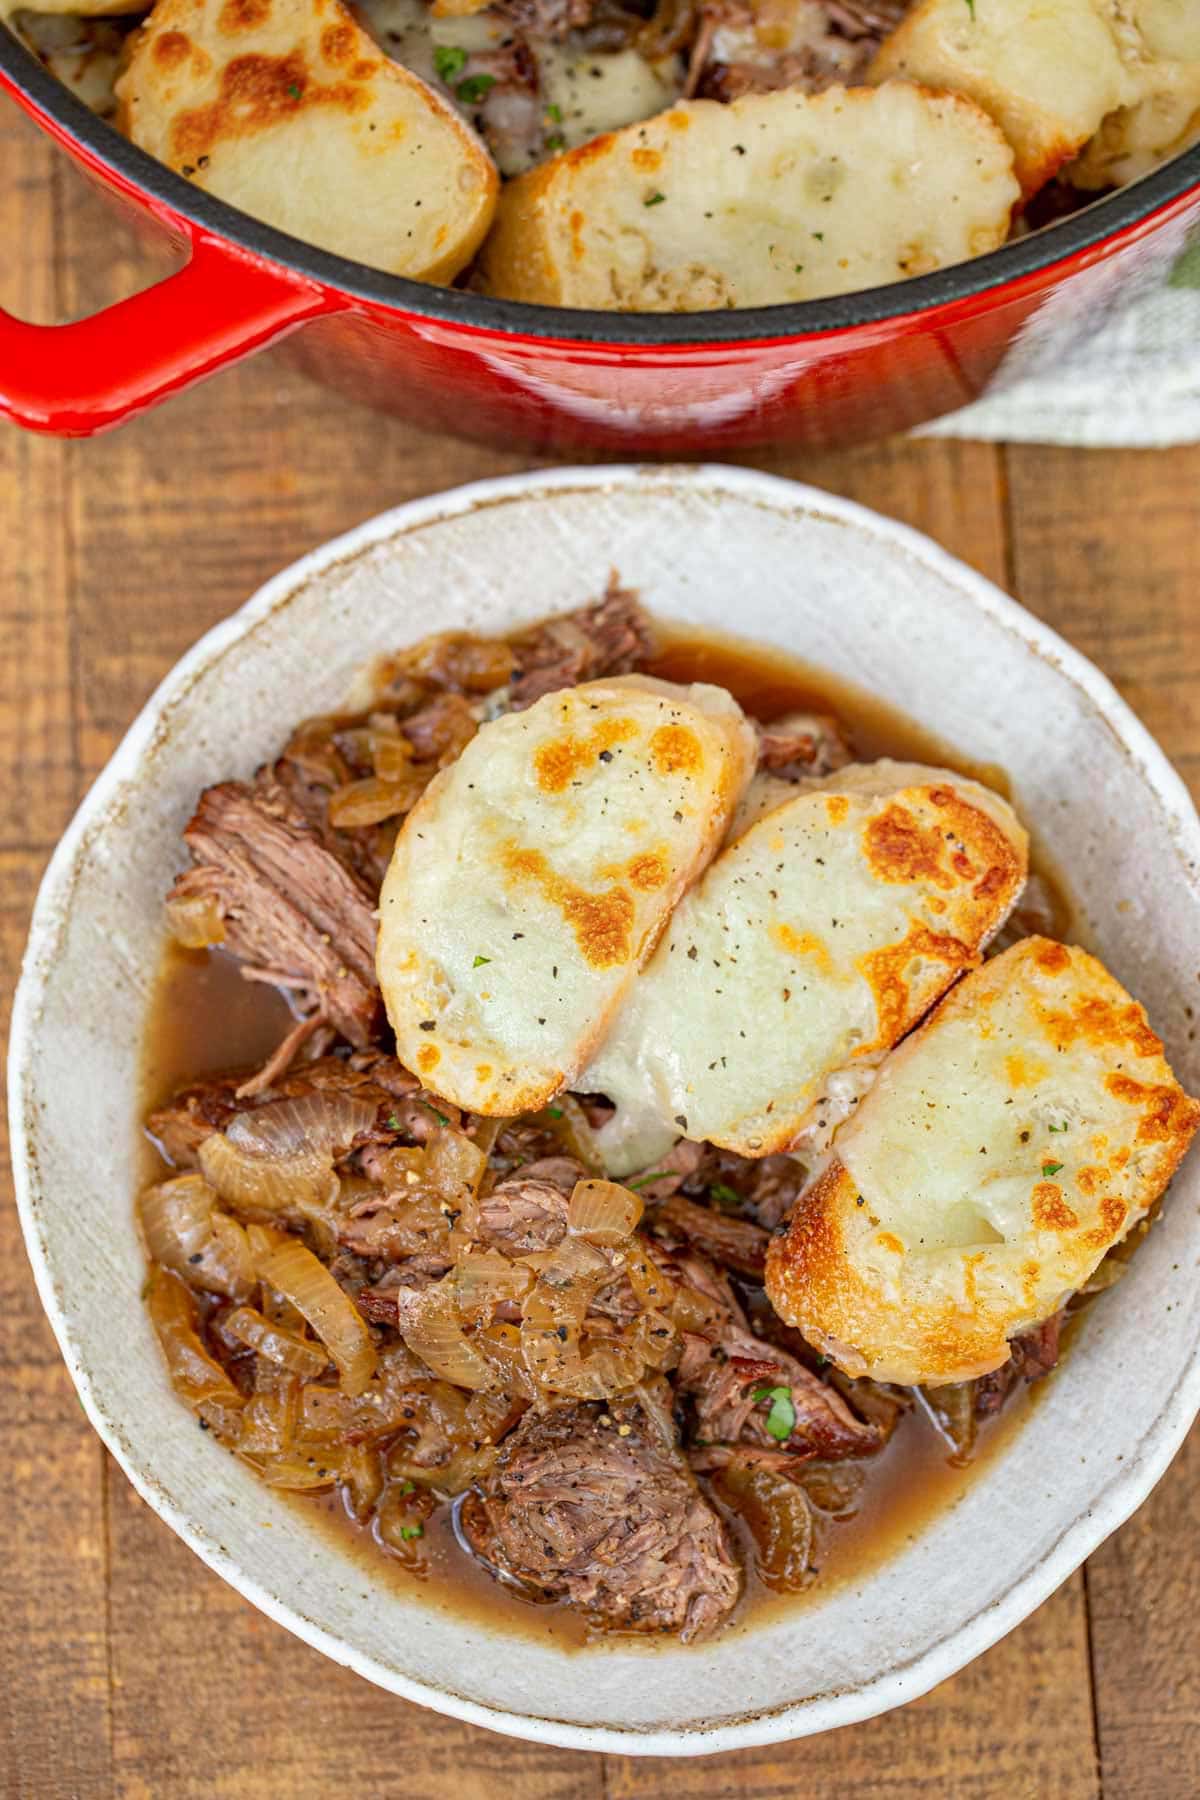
[{"left": 3, "top": 92, "right": 1199, "bottom": 1800}]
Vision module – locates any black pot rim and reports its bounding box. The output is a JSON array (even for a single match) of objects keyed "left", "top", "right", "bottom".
[{"left": 4, "top": 17, "right": 1199, "bottom": 348}]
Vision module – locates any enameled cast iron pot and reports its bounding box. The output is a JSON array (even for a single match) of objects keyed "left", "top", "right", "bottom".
[{"left": 2, "top": 20, "right": 1200, "bottom": 450}]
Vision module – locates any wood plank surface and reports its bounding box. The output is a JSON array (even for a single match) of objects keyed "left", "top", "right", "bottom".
[{"left": 1, "top": 87, "right": 1197, "bottom": 1800}]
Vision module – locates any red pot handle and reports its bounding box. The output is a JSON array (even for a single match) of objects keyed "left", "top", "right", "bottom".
[{"left": 0, "top": 232, "right": 339, "bottom": 437}]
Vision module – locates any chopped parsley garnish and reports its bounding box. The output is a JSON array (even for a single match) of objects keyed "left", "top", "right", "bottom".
[
  {"left": 545, "top": 133, "right": 565, "bottom": 152},
  {"left": 546, "top": 1105, "right": 564, "bottom": 1119},
  {"left": 710, "top": 1182, "right": 741, "bottom": 1207},
  {"left": 287, "top": 83, "right": 302, "bottom": 100},
  {"left": 1042, "top": 1161, "right": 1064, "bottom": 1178},
  {"left": 1049, "top": 1121, "right": 1069, "bottom": 1132},
  {"left": 644, "top": 191, "right": 666, "bottom": 207},
  {"left": 397, "top": 1480, "right": 416, "bottom": 1495},
  {"left": 545, "top": 102, "right": 562, "bottom": 122},
  {"left": 456, "top": 73, "right": 496, "bottom": 105},
  {"left": 628, "top": 1171, "right": 672, "bottom": 1189},
  {"left": 385, "top": 1113, "right": 401, "bottom": 1130},
  {"left": 472, "top": 954, "right": 491, "bottom": 967},
  {"left": 433, "top": 44, "right": 467, "bottom": 82},
  {"left": 421, "top": 1100, "right": 452, "bottom": 1127},
  {"left": 751, "top": 1384, "right": 796, "bottom": 1442},
  {"left": 964, "top": 0, "right": 975, "bottom": 16},
  {"left": 399, "top": 1524, "right": 424, "bottom": 1540}
]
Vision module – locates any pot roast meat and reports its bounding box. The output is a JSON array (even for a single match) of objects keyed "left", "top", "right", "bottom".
[
  {"left": 475, "top": 1164, "right": 581, "bottom": 1255},
  {"left": 507, "top": 584, "right": 655, "bottom": 710},
  {"left": 170, "top": 778, "right": 382, "bottom": 1047},
  {"left": 463, "top": 1396, "right": 742, "bottom": 1639},
  {"left": 657, "top": 1191, "right": 770, "bottom": 1278},
  {"left": 974, "top": 1312, "right": 1065, "bottom": 1418},
  {"left": 672, "top": 1252, "right": 883, "bottom": 1464}
]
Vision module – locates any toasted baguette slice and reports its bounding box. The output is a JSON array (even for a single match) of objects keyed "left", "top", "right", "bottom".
[
  {"left": 377, "top": 677, "right": 756, "bottom": 1116},
  {"left": 871, "top": 0, "right": 1138, "bottom": 198},
  {"left": 766, "top": 937, "right": 1200, "bottom": 1387},
  {"left": 583, "top": 762, "right": 1028, "bottom": 1172},
  {"left": 476, "top": 83, "right": 1019, "bottom": 310},
  {"left": 1071, "top": 0, "right": 1200, "bottom": 188},
  {"left": 115, "top": 0, "right": 497, "bottom": 279}
]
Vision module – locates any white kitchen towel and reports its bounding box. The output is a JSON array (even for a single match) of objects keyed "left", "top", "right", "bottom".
[{"left": 923, "top": 225, "right": 1200, "bottom": 448}]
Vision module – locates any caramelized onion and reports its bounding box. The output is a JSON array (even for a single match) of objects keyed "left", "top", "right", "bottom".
[
  {"left": 237, "top": 1374, "right": 301, "bottom": 1455},
  {"left": 329, "top": 773, "right": 427, "bottom": 829},
  {"left": 224, "top": 1305, "right": 330, "bottom": 1378},
  {"left": 451, "top": 1249, "right": 532, "bottom": 1326},
  {"left": 539, "top": 1094, "right": 605, "bottom": 1173},
  {"left": 400, "top": 1281, "right": 495, "bottom": 1391},
  {"left": 200, "top": 1091, "right": 376, "bottom": 1230},
  {"left": 521, "top": 1236, "right": 645, "bottom": 1399},
  {"left": 567, "top": 1179, "right": 643, "bottom": 1246},
  {"left": 199, "top": 1131, "right": 338, "bottom": 1219},
  {"left": 146, "top": 1268, "right": 246, "bottom": 1424},
  {"left": 228, "top": 1092, "right": 379, "bottom": 1160},
  {"left": 255, "top": 1452, "right": 343, "bottom": 1490},
  {"left": 140, "top": 1174, "right": 255, "bottom": 1300},
  {"left": 714, "top": 1459, "right": 816, "bottom": 1593},
  {"left": 341, "top": 1444, "right": 385, "bottom": 1522},
  {"left": 257, "top": 1240, "right": 377, "bottom": 1395},
  {"left": 164, "top": 891, "right": 226, "bottom": 949}
]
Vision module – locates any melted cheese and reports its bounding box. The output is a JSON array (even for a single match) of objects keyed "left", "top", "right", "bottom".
[
  {"left": 377, "top": 677, "right": 755, "bottom": 1115},
  {"left": 767, "top": 937, "right": 1200, "bottom": 1386},
  {"left": 584, "top": 762, "right": 1028, "bottom": 1171}
]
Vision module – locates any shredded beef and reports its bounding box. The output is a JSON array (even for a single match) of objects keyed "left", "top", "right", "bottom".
[
  {"left": 170, "top": 778, "right": 381, "bottom": 1047},
  {"left": 673, "top": 1253, "right": 882, "bottom": 1464},
  {"left": 463, "top": 1394, "right": 741, "bottom": 1638},
  {"left": 476, "top": 1165, "right": 581, "bottom": 1255},
  {"left": 508, "top": 584, "right": 655, "bottom": 710},
  {"left": 975, "top": 1313, "right": 1065, "bottom": 1418},
  {"left": 657, "top": 1192, "right": 769, "bottom": 1279}
]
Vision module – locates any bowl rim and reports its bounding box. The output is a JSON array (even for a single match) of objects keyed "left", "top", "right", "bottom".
[
  {"left": 10, "top": 462, "right": 1200, "bottom": 1755},
  {"left": 3, "top": 19, "right": 1200, "bottom": 349}
]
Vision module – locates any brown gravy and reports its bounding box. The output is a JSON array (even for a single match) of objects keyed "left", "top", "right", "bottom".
[{"left": 138, "top": 618, "right": 1072, "bottom": 1648}]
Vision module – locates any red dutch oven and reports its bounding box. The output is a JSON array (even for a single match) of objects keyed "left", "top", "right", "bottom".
[{"left": 2, "top": 18, "right": 1199, "bottom": 452}]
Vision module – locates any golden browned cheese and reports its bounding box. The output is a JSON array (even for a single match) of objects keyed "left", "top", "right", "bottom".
[
  {"left": 766, "top": 937, "right": 1200, "bottom": 1387},
  {"left": 584, "top": 762, "right": 1028, "bottom": 1173},
  {"left": 115, "top": 0, "right": 497, "bottom": 278},
  {"left": 376, "top": 676, "right": 756, "bottom": 1117}
]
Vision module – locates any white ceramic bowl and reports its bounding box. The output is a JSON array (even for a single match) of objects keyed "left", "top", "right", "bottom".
[{"left": 11, "top": 465, "right": 1200, "bottom": 1756}]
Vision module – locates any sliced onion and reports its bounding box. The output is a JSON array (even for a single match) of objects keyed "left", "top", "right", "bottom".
[
  {"left": 200, "top": 1130, "right": 338, "bottom": 1219},
  {"left": 542, "top": 1093, "right": 604, "bottom": 1173},
  {"left": 237, "top": 1376, "right": 301, "bottom": 1456},
  {"left": 521, "top": 1236, "right": 644, "bottom": 1399},
  {"left": 329, "top": 773, "right": 427, "bottom": 829},
  {"left": 371, "top": 729, "right": 412, "bottom": 781},
  {"left": 257, "top": 1240, "right": 376, "bottom": 1396},
  {"left": 451, "top": 1249, "right": 532, "bottom": 1327},
  {"left": 228, "top": 1092, "right": 379, "bottom": 1159},
  {"left": 400, "top": 1281, "right": 495, "bottom": 1391},
  {"left": 567, "top": 1179, "right": 643, "bottom": 1246},
  {"left": 146, "top": 1268, "right": 246, "bottom": 1416},
  {"left": 713, "top": 1459, "right": 816, "bottom": 1594},
  {"left": 254, "top": 1452, "right": 343, "bottom": 1490},
  {"left": 165, "top": 891, "right": 226, "bottom": 949},
  {"left": 224, "top": 1305, "right": 330, "bottom": 1378},
  {"left": 140, "top": 1174, "right": 256, "bottom": 1300},
  {"left": 423, "top": 1126, "right": 487, "bottom": 1202},
  {"left": 341, "top": 1443, "right": 385, "bottom": 1522}
]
